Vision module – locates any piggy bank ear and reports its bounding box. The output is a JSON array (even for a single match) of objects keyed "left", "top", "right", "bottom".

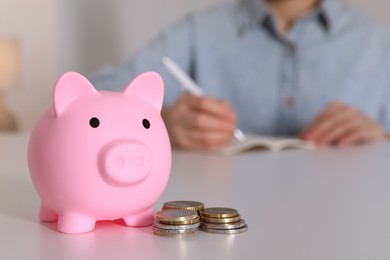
[
  {"left": 122, "top": 72, "right": 164, "bottom": 112},
  {"left": 54, "top": 72, "right": 97, "bottom": 117}
]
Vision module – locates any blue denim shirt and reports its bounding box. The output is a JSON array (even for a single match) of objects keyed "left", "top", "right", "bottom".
[{"left": 90, "top": 0, "right": 390, "bottom": 136}]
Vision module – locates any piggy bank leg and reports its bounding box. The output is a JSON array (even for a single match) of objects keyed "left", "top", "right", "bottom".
[
  {"left": 58, "top": 212, "right": 96, "bottom": 234},
  {"left": 123, "top": 208, "right": 154, "bottom": 227},
  {"left": 39, "top": 202, "right": 58, "bottom": 222}
]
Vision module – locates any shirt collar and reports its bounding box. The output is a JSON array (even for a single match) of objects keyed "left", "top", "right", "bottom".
[
  {"left": 237, "top": 0, "right": 270, "bottom": 31},
  {"left": 238, "top": 0, "right": 345, "bottom": 34},
  {"left": 319, "top": 0, "right": 347, "bottom": 32}
]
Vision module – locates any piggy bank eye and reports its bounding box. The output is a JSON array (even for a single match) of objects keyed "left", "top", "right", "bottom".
[
  {"left": 142, "top": 119, "right": 150, "bottom": 129},
  {"left": 89, "top": 117, "right": 100, "bottom": 128}
]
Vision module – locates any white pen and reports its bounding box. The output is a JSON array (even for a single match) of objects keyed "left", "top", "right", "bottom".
[{"left": 162, "top": 56, "right": 246, "bottom": 142}]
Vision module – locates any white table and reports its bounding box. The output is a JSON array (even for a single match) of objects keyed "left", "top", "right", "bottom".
[{"left": 1, "top": 133, "right": 390, "bottom": 260}]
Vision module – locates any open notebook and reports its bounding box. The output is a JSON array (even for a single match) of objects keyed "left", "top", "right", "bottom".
[{"left": 219, "top": 134, "right": 316, "bottom": 155}]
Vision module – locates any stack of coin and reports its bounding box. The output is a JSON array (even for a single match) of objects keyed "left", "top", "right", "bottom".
[
  {"left": 152, "top": 209, "right": 200, "bottom": 236},
  {"left": 199, "top": 207, "right": 248, "bottom": 234},
  {"left": 162, "top": 200, "right": 205, "bottom": 213}
]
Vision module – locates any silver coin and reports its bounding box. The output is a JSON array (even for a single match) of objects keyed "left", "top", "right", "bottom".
[
  {"left": 153, "top": 220, "right": 200, "bottom": 230},
  {"left": 163, "top": 201, "right": 204, "bottom": 212},
  {"left": 200, "top": 224, "right": 248, "bottom": 234},
  {"left": 200, "top": 207, "right": 238, "bottom": 218},
  {"left": 156, "top": 209, "right": 198, "bottom": 222},
  {"left": 152, "top": 226, "right": 198, "bottom": 236},
  {"left": 200, "top": 219, "right": 246, "bottom": 230}
]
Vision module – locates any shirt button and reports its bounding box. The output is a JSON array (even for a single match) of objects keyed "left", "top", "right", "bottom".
[
  {"left": 284, "top": 96, "right": 294, "bottom": 107},
  {"left": 287, "top": 43, "right": 295, "bottom": 53}
]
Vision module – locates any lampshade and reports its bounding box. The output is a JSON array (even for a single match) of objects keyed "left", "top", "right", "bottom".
[{"left": 0, "top": 37, "right": 20, "bottom": 91}]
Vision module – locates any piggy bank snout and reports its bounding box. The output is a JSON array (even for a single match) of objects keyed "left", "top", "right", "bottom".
[{"left": 100, "top": 140, "right": 152, "bottom": 185}]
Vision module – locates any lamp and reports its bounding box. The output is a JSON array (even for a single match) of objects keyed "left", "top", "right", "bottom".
[{"left": 0, "top": 37, "right": 20, "bottom": 131}]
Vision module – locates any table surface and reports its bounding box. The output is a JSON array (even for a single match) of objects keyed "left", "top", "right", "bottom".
[{"left": 1, "top": 133, "right": 390, "bottom": 260}]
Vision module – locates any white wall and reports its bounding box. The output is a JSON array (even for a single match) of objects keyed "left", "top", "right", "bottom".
[
  {"left": 347, "top": 0, "right": 390, "bottom": 24},
  {"left": 1, "top": 0, "right": 389, "bottom": 131},
  {"left": 57, "top": 0, "right": 228, "bottom": 75},
  {"left": 0, "top": 0, "right": 57, "bottom": 131}
]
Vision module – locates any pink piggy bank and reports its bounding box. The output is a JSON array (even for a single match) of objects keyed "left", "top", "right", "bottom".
[{"left": 28, "top": 71, "right": 171, "bottom": 234}]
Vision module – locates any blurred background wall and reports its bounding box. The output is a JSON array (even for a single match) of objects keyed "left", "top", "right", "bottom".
[
  {"left": 0, "top": 0, "right": 56, "bottom": 132},
  {"left": 0, "top": 0, "right": 389, "bottom": 131}
]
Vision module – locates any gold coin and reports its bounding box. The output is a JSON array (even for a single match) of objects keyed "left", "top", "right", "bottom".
[
  {"left": 156, "top": 209, "right": 198, "bottom": 223},
  {"left": 159, "top": 216, "right": 200, "bottom": 225},
  {"left": 162, "top": 200, "right": 205, "bottom": 212},
  {"left": 153, "top": 220, "right": 200, "bottom": 230},
  {"left": 200, "top": 214, "right": 241, "bottom": 224},
  {"left": 200, "top": 207, "right": 238, "bottom": 218}
]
